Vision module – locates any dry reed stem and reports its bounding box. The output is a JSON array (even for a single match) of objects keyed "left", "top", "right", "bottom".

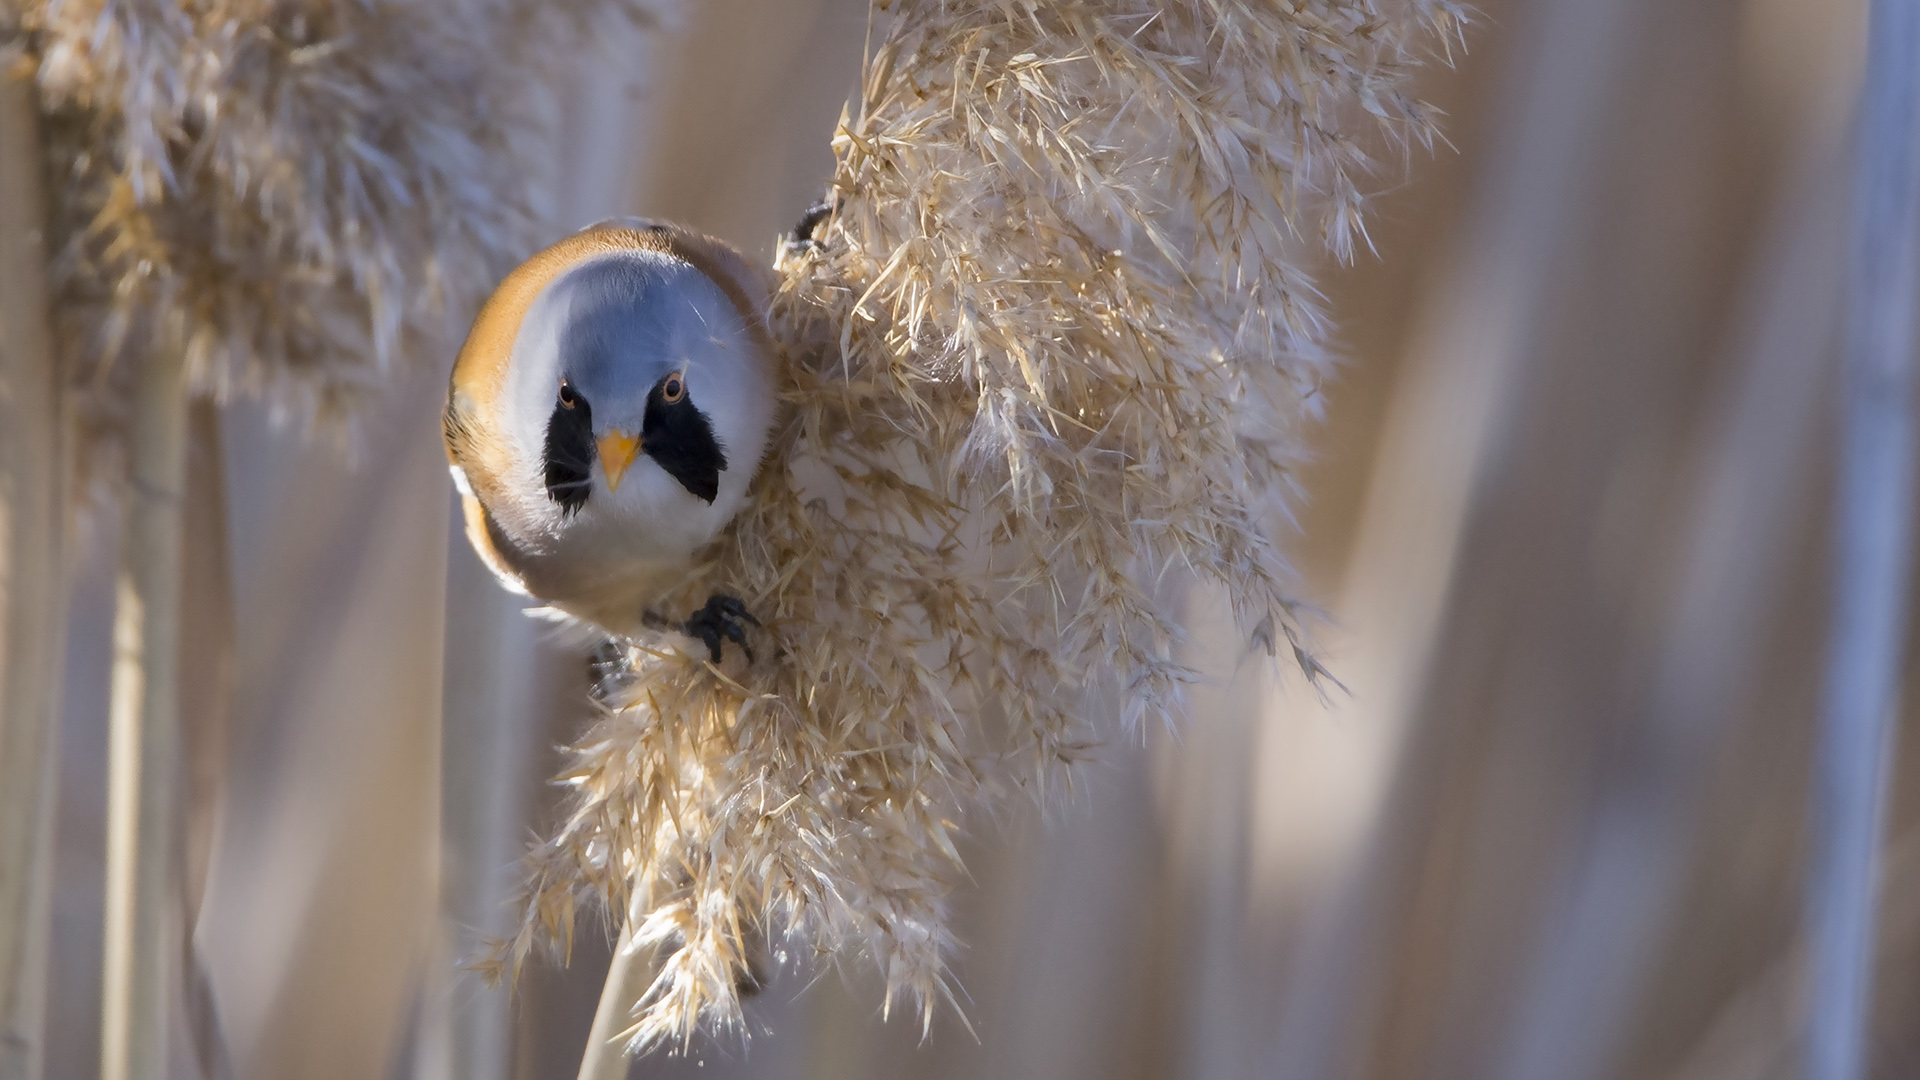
[
  {"left": 99, "top": 340, "right": 187, "bottom": 1080},
  {"left": 0, "top": 57, "right": 67, "bottom": 1080},
  {"left": 1805, "top": 2, "right": 1920, "bottom": 1077},
  {"left": 506, "top": 0, "right": 1466, "bottom": 1055},
  {"left": 0, "top": 2, "right": 662, "bottom": 1075},
  {"left": 578, "top": 920, "right": 652, "bottom": 1080}
]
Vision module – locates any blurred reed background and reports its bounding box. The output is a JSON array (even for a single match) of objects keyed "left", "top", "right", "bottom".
[{"left": 10, "top": 0, "right": 1913, "bottom": 1076}]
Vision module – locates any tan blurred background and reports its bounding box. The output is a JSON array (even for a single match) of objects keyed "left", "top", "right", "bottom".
[{"left": 36, "top": 0, "right": 1914, "bottom": 1077}]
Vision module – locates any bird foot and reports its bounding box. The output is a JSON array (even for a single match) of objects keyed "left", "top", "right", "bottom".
[
  {"left": 781, "top": 198, "right": 838, "bottom": 261},
  {"left": 586, "top": 637, "right": 632, "bottom": 701},
  {"left": 790, "top": 199, "right": 835, "bottom": 246},
  {"left": 681, "top": 594, "right": 760, "bottom": 665}
]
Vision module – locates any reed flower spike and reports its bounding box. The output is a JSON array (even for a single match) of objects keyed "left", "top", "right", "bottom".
[
  {"left": 499, "top": 0, "right": 1467, "bottom": 1052},
  {"left": 4, "top": 0, "right": 662, "bottom": 472}
]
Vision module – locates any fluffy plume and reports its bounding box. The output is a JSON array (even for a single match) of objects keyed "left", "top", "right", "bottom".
[
  {"left": 496, "top": 0, "right": 1466, "bottom": 1051},
  {"left": 1, "top": 0, "right": 662, "bottom": 470}
]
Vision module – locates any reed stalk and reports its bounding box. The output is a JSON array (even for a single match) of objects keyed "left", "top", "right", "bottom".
[
  {"left": 578, "top": 921, "right": 648, "bottom": 1080},
  {"left": 1805, "top": 2, "right": 1920, "bottom": 1078},
  {"left": 435, "top": 555, "right": 542, "bottom": 1080},
  {"left": 100, "top": 341, "right": 189, "bottom": 1080},
  {"left": 0, "top": 59, "right": 67, "bottom": 1080}
]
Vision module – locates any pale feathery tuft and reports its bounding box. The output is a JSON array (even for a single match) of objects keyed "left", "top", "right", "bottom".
[
  {"left": 500, "top": 0, "right": 1464, "bottom": 1053},
  {"left": 1, "top": 0, "right": 667, "bottom": 479}
]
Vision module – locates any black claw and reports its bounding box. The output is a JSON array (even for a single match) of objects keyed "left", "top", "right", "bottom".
[
  {"left": 681, "top": 593, "right": 759, "bottom": 664},
  {"left": 790, "top": 199, "right": 835, "bottom": 246},
  {"left": 783, "top": 198, "right": 842, "bottom": 261},
  {"left": 709, "top": 594, "right": 759, "bottom": 626},
  {"left": 588, "top": 637, "right": 624, "bottom": 673},
  {"left": 586, "top": 637, "right": 629, "bottom": 702}
]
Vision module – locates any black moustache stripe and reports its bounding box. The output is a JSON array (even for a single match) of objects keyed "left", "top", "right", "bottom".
[
  {"left": 544, "top": 392, "right": 595, "bottom": 515},
  {"left": 643, "top": 379, "right": 727, "bottom": 504}
]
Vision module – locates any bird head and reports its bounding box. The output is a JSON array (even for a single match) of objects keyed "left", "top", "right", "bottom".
[
  {"left": 510, "top": 253, "right": 739, "bottom": 515},
  {"left": 445, "top": 223, "right": 776, "bottom": 567}
]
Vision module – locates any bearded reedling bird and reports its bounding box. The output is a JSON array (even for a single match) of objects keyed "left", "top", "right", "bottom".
[{"left": 443, "top": 220, "right": 777, "bottom": 662}]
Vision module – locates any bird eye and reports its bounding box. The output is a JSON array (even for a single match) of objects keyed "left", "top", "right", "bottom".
[
  {"left": 558, "top": 381, "right": 577, "bottom": 409},
  {"left": 661, "top": 374, "right": 685, "bottom": 403}
]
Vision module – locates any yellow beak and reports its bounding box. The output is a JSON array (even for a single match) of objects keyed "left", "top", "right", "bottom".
[{"left": 596, "top": 430, "right": 640, "bottom": 492}]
